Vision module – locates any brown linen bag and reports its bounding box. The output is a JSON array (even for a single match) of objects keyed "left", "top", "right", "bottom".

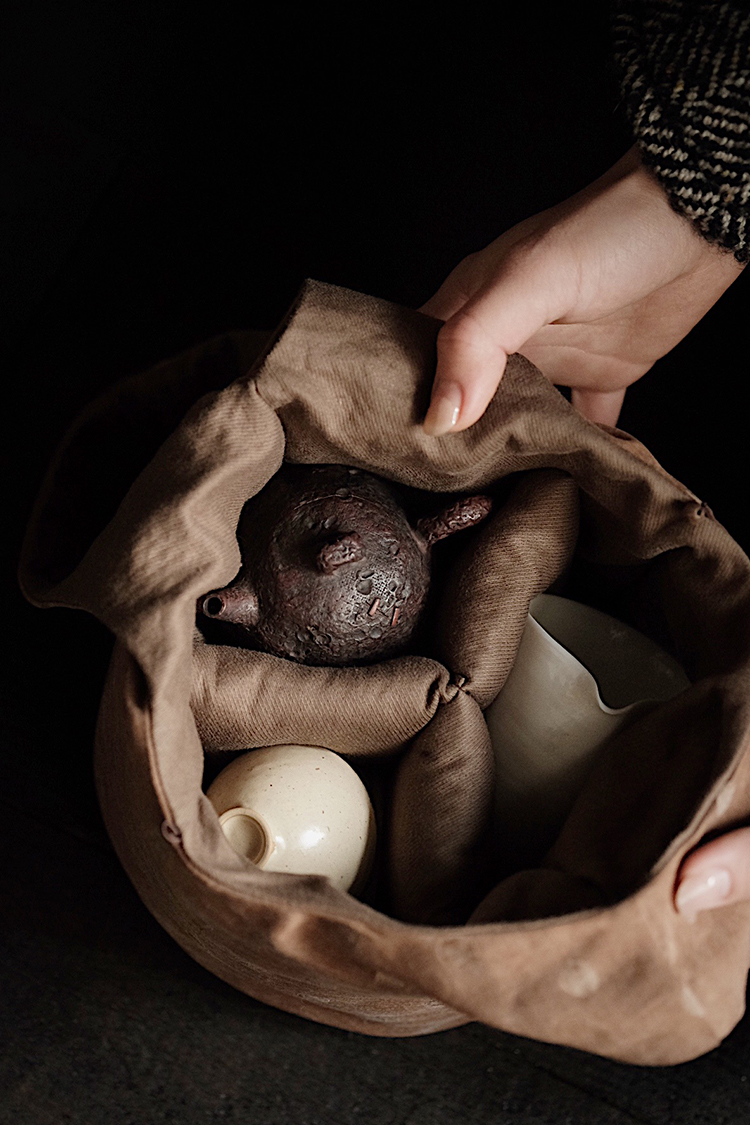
[{"left": 20, "top": 280, "right": 750, "bottom": 1065}]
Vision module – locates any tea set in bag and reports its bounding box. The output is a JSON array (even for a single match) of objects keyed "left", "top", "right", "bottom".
[{"left": 20, "top": 281, "right": 750, "bottom": 1064}]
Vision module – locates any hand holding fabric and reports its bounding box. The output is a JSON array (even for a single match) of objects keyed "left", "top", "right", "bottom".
[
  {"left": 423, "top": 144, "right": 749, "bottom": 919},
  {"left": 675, "top": 827, "right": 750, "bottom": 922},
  {"left": 421, "top": 146, "right": 744, "bottom": 431}
]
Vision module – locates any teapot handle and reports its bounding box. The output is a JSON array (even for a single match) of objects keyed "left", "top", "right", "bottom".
[{"left": 416, "top": 495, "right": 493, "bottom": 547}]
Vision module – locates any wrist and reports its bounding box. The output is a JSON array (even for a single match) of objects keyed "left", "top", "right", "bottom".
[{"left": 624, "top": 146, "right": 746, "bottom": 283}]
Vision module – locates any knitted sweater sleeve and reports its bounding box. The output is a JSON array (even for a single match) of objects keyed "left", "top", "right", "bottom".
[{"left": 613, "top": 0, "right": 750, "bottom": 263}]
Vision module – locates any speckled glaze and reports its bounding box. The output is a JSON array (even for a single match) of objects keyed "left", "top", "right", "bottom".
[
  {"left": 197, "top": 464, "right": 491, "bottom": 665},
  {"left": 205, "top": 744, "right": 376, "bottom": 894}
]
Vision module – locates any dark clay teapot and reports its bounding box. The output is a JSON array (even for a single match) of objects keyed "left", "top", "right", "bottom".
[{"left": 197, "top": 464, "right": 491, "bottom": 666}]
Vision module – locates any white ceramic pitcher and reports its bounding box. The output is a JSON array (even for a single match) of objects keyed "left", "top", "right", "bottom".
[{"left": 486, "top": 594, "right": 691, "bottom": 864}]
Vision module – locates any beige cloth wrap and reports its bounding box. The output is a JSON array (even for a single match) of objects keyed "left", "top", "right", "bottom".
[{"left": 20, "top": 280, "right": 750, "bottom": 1065}]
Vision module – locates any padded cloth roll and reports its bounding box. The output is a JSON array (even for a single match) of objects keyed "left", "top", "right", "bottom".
[{"left": 20, "top": 281, "right": 750, "bottom": 1064}]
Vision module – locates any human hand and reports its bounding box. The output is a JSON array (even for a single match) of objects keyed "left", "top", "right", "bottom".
[
  {"left": 421, "top": 146, "right": 744, "bottom": 432},
  {"left": 423, "top": 150, "right": 749, "bottom": 922},
  {"left": 675, "top": 826, "right": 750, "bottom": 923}
]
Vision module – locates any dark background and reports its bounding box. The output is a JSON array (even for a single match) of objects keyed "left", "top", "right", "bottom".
[{"left": 2, "top": 3, "right": 748, "bottom": 1123}]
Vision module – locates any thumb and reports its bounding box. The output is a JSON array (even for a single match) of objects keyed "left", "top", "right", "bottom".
[
  {"left": 423, "top": 260, "right": 560, "bottom": 436},
  {"left": 675, "top": 826, "right": 750, "bottom": 922}
]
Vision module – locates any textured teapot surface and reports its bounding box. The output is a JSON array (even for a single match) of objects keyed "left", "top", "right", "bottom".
[{"left": 198, "top": 464, "right": 491, "bottom": 665}]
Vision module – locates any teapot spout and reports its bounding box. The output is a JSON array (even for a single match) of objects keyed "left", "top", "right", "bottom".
[{"left": 199, "top": 580, "right": 259, "bottom": 629}]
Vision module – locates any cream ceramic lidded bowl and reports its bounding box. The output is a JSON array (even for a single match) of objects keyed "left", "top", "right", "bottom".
[{"left": 206, "top": 744, "right": 376, "bottom": 894}]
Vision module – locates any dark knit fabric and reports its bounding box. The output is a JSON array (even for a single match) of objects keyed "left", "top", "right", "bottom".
[{"left": 614, "top": 0, "right": 750, "bottom": 263}]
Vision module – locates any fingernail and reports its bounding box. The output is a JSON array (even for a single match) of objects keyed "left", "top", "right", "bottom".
[
  {"left": 676, "top": 868, "right": 732, "bottom": 922},
  {"left": 423, "top": 384, "right": 462, "bottom": 436}
]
